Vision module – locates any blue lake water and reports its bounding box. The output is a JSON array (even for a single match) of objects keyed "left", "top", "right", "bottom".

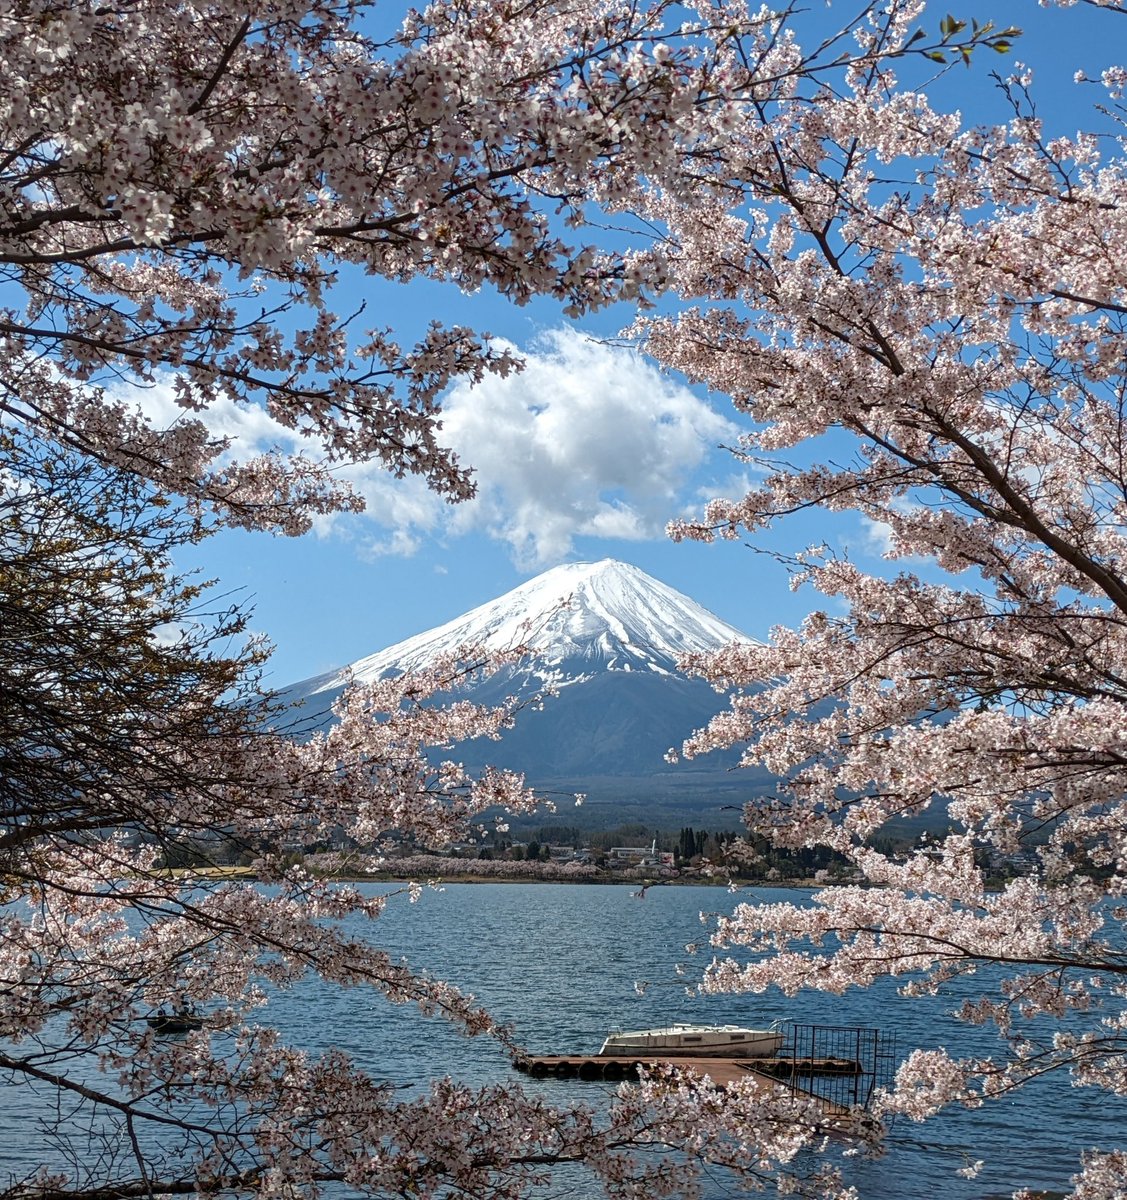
[{"left": 3, "top": 882, "right": 1122, "bottom": 1197}]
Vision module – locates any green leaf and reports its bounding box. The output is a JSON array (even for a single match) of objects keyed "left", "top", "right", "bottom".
[
  {"left": 926, "top": 49, "right": 948, "bottom": 62},
  {"left": 991, "top": 40, "right": 1012, "bottom": 53}
]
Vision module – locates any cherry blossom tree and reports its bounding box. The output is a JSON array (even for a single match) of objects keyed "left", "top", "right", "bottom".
[
  {"left": 9, "top": 428, "right": 865, "bottom": 1200},
  {"left": 3, "top": 1, "right": 1014, "bottom": 1197},
  {"left": 0, "top": 0, "right": 1013, "bottom": 534},
  {"left": 614, "top": 0, "right": 1127, "bottom": 1195}
]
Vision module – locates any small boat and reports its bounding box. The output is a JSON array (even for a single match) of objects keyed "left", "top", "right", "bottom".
[
  {"left": 147, "top": 1010, "right": 204, "bottom": 1035},
  {"left": 598, "top": 1022, "right": 784, "bottom": 1059}
]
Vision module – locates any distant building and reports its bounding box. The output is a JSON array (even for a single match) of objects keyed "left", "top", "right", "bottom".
[
  {"left": 606, "top": 846, "right": 674, "bottom": 867},
  {"left": 607, "top": 846, "right": 653, "bottom": 862}
]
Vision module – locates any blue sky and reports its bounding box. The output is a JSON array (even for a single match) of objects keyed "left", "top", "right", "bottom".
[{"left": 169, "top": 0, "right": 1119, "bottom": 687}]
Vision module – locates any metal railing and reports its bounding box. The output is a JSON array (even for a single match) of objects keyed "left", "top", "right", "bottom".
[{"left": 768, "top": 1023, "right": 897, "bottom": 1111}]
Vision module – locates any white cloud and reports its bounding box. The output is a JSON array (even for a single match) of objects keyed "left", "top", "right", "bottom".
[
  {"left": 685, "top": 469, "right": 764, "bottom": 512},
  {"left": 360, "top": 527, "right": 424, "bottom": 559},
  {"left": 861, "top": 515, "right": 896, "bottom": 558},
  {"left": 109, "top": 329, "right": 739, "bottom": 568},
  {"left": 858, "top": 498, "right": 931, "bottom": 563},
  {"left": 431, "top": 328, "right": 737, "bottom": 566},
  {"left": 115, "top": 376, "right": 298, "bottom": 450}
]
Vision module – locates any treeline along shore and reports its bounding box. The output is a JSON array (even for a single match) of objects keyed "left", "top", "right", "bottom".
[{"left": 168, "top": 820, "right": 1037, "bottom": 890}]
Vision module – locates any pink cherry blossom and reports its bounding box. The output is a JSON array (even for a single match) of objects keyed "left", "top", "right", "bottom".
[
  {"left": 620, "top": 1, "right": 1127, "bottom": 1194},
  {"left": 0, "top": 1, "right": 1078, "bottom": 1198}
]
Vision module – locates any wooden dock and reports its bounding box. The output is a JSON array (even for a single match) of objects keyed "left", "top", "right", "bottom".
[
  {"left": 511, "top": 1053, "right": 868, "bottom": 1123},
  {"left": 513, "top": 1053, "right": 861, "bottom": 1086},
  {"left": 516, "top": 1056, "right": 878, "bottom": 1128},
  {"left": 512, "top": 1022, "right": 897, "bottom": 1135}
]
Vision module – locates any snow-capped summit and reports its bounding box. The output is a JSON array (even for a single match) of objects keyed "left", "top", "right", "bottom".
[
  {"left": 304, "top": 559, "right": 754, "bottom": 694},
  {"left": 281, "top": 560, "right": 772, "bottom": 823}
]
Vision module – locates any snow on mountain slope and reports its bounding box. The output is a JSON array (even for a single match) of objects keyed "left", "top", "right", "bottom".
[
  {"left": 302, "top": 559, "right": 756, "bottom": 696},
  {"left": 278, "top": 560, "right": 776, "bottom": 817}
]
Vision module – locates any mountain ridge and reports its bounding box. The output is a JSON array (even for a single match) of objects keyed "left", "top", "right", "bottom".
[
  {"left": 281, "top": 559, "right": 775, "bottom": 827},
  {"left": 296, "top": 559, "right": 759, "bottom": 696}
]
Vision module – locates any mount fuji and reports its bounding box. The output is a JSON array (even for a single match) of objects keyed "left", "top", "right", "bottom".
[{"left": 280, "top": 560, "right": 776, "bottom": 827}]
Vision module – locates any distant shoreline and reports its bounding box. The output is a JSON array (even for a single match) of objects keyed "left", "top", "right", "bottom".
[
  {"left": 358, "top": 873, "right": 819, "bottom": 888},
  {"left": 172, "top": 866, "right": 821, "bottom": 889}
]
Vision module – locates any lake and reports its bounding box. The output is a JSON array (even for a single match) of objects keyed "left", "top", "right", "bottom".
[{"left": 3, "top": 882, "right": 1121, "bottom": 1197}]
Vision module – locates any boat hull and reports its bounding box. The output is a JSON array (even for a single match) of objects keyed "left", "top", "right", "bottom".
[
  {"left": 598, "top": 1025, "right": 784, "bottom": 1059},
  {"left": 147, "top": 1014, "right": 204, "bottom": 1034}
]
